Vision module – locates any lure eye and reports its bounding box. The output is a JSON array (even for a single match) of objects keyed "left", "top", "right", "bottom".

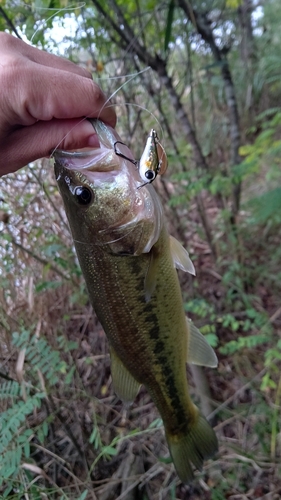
[
  {"left": 74, "top": 186, "right": 93, "bottom": 205},
  {"left": 145, "top": 170, "right": 156, "bottom": 181}
]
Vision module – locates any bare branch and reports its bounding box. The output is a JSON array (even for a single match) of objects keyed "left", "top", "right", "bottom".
[
  {"left": 177, "top": 0, "right": 242, "bottom": 214},
  {"left": 0, "top": 7, "right": 22, "bottom": 39}
]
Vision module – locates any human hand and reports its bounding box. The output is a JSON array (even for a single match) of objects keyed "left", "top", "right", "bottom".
[{"left": 0, "top": 32, "right": 116, "bottom": 176}]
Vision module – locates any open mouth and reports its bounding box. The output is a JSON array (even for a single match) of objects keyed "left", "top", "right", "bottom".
[{"left": 53, "top": 146, "right": 118, "bottom": 171}]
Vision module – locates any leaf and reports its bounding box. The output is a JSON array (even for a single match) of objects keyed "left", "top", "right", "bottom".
[
  {"left": 34, "top": 0, "right": 51, "bottom": 9},
  {"left": 158, "top": 455, "right": 172, "bottom": 464},
  {"left": 77, "top": 491, "right": 88, "bottom": 500},
  {"left": 35, "top": 280, "right": 62, "bottom": 293},
  {"left": 102, "top": 445, "right": 118, "bottom": 456},
  {"left": 24, "top": 440, "right": 30, "bottom": 458},
  {"left": 204, "top": 333, "right": 219, "bottom": 348},
  {"left": 3, "top": 485, "right": 13, "bottom": 498},
  {"left": 226, "top": 0, "right": 242, "bottom": 7},
  {"left": 248, "top": 187, "right": 281, "bottom": 223},
  {"left": 239, "top": 144, "right": 253, "bottom": 156},
  {"left": 164, "top": 0, "right": 175, "bottom": 54}
]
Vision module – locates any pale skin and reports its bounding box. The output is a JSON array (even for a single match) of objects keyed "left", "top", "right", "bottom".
[{"left": 0, "top": 32, "right": 117, "bottom": 176}]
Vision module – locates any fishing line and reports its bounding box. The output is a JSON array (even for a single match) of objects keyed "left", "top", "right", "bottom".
[
  {"left": 96, "top": 66, "right": 151, "bottom": 120},
  {"left": 121, "top": 102, "right": 165, "bottom": 141},
  {"left": 50, "top": 96, "right": 165, "bottom": 159},
  {"left": 21, "top": 0, "right": 166, "bottom": 152},
  {"left": 22, "top": 3, "right": 166, "bottom": 157},
  {"left": 95, "top": 71, "right": 152, "bottom": 82},
  {"left": 50, "top": 68, "right": 154, "bottom": 156},
  {"left": 30, "top": 3, "right": 86, "bottom": 44}
]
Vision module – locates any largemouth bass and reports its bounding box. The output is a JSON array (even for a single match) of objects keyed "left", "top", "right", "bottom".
[{"left": 54, "top": 120, "right": 218, "bottom": 483}]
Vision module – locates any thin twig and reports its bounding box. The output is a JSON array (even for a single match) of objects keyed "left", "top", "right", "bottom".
[
  {"left": 209, "top": 365, "right": 267, "bottom": 420},
  {"left": 9, "top": 234, "right": 70, "bottom": 281},
  {"left": 0, "top": 6, "right": 22, "bottom": 39}
]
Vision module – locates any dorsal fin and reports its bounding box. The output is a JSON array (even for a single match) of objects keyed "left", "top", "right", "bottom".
[{"left": 169, "top": 235, "right": 195, "bottom": 275}]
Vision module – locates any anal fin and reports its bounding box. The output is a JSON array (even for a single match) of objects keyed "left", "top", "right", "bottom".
[
  {"left": 110, "top": 346, "right": 141, "bottom": 403},
  {"left": 186, "top": 319, "right": 218, "bottom": 368},
  {"left": 169, "top": 235, "right": 195, "bottom": 275}
]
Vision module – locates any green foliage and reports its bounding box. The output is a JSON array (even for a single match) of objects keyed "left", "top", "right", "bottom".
[
  {"left": 239, "top": 109, "right": 281, "bottom": 223},
  {"left": 219, "top": 331, "right": 269, "bottom": 355},
  {"left": 261, "top": 340, "right": 281, "bottom": 391},
  {"left": 184, "top": 298, "right": 218, "bottom": 347},
  {"left": 12, "top": 330, "right": 68, "bottom": 386},
  {"left": 248, "top": 187, "right": 281, "bottom": 224},
  {"left": 0, "top": 328, "right": 78, "bottom": 492},
  {"left": 211, "top": 481, "right": 229, "bottom": 500},
  {"left": 0, "top": 381, "right": 45, "bottom": 486}
]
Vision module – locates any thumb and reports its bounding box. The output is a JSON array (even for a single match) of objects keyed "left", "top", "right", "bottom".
[{"left": 1, "top": 119, "right": 101, "bottom": 176}]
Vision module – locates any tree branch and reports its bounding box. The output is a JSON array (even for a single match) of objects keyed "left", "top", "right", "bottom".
[
  {"left": 92, "top": 0, "right": 209, "bottom": 172},
  {"left": 0, "top": 7, "right": 22, "bottom": 39},
  {"left": 178, "top": 0, "right": 242, "bottom": 215}
]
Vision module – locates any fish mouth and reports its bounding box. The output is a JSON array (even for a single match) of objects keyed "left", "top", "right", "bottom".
[
  {"left": 53, "top": 119, "right": 137, "bottom": 175},
  {"left": 54, "top": 148, "right": 123, "bottom": 195},
  {"left": 53, "top": 147, "right": 114, "bottom": 170},
  {"left": 53, "top": 120, "right": 143, "bottom": 190}
]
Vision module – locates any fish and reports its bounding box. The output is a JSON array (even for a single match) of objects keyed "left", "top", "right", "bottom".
[{"left": 54, "top": 119, "right": 218, "bottom": 483}]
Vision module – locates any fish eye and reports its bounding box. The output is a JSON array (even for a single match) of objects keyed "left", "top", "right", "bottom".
[
  {"left": 145, "top": 170, "right": 156, "bottom": 181},
  {"left": 74, "top": 186, "right": 93, "bottom": 205}
]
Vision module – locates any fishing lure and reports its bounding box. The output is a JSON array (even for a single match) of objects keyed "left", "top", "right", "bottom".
[
  {"left": 138, "top": 129, "right": 167, "bottom": 183},
  {"left": 114, "top": 129, "right": 167, "bottom": 185}
]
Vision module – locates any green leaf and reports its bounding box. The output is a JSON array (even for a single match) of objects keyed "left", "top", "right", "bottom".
[
  {"left": 77, "top": 490, "right": 89, "bottom": 500},
  {"left": 35, "top": 280, "right": 62, "bottom": 293},
  {"left": 34, "top": 0, "right": 52, "bottom": 9},
  {"left": 102, "top": 445, "right": 118, "bottom": 456},
  {"left": 248, "top": 187, "right": 281, "bottom": 223},
  {"left": 24, "top": 440, "right": 30, "bottom": 458},
  {"left": 204, "top": 333, "right": 219, "bottom": 348},
  {"left": 3, "top": 485, "right": 13, "bottom": 498},
  {"left": 158, "top": 455, "right": 172, "bottom": 464}
]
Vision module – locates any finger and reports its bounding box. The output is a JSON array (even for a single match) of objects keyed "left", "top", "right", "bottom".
[
  {"left": 0, "top": 32, "right": 92, "bottom": 79},
  {"left": 0, "top": 119, "right": 102, "bottom": 176},
  {"left": 4, "top": 63, "right": 116, "bottom": 128}
]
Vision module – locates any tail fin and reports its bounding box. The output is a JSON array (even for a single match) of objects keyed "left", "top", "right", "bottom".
[{"left": 166, "top": 414, "right": 218, "bottom": 483}]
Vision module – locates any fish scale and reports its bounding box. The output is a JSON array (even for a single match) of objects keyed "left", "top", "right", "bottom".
[{"left": 76, "top": 218, "right": 191, "bottom": 430}]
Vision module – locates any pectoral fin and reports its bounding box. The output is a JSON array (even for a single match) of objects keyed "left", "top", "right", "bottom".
[
  {"left": 169, "top": 235, "right": 195, "bottom": 275},
  {"left": 186, "top": 319, "right": 218, "bottom": 368},
  {"left": 110, "top": 347, "right": 141, "bottom": 403}
]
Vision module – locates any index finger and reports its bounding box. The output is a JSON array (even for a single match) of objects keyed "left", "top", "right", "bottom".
[
  {"left": 0, "top": 32, "right": 93, "bottom": 80},
  {"left": 5, "top": 62, "right": 117, "bottom": 128}
]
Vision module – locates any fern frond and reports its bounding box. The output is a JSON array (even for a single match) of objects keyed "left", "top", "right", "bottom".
[{"left": 0, "top": 380, "right": 21, "bottom": 399}]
